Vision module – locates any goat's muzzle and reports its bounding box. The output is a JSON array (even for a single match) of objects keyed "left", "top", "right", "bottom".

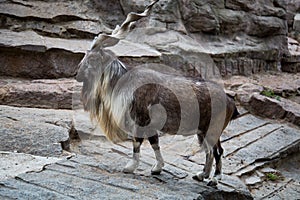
[{"left": 75, "top": 71, "right": 84, "bottom": 82}]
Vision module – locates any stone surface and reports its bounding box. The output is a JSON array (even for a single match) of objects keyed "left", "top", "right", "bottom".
[
  {"left": 0, "top": 0, "right": 114, "bottom": 38},
  {"left": 249, "top": 93, "right": 300, "bottom": 126},
  {"left": 0, "top": 0, "right": 300, "bottom": 199},
  {"left": 245, "top": 176, "right": 262, "bottom": 186},
  {"left": 0, "top": 0, "right": 290, "bottom": 79},
  {"left": 293, "top": 14, "right": 300, "bottom": 32},
  {"left": 0, "top": 154, "right": 253, "bottom": 200},
  {"left": 0, "top": 151, "right": 61, "bottom": 181},
  {"left": 0, "top": 105, "right": 74, "bottom": 156},
  {"left": 0, "top": 77, "right": 82, "bottom": 109},
  {"left": 282, "top": 37, "right": 300, "bottom": 73},
  {"left": 1, "top": 105, "right": 300, "bottom": 199},
  {"left": 0, "top": 29, "right": 162, "bottom": 78},
  {"left": 224, "top": 72, "right": 300, "bottom": 127},
  {"left": 0, "top": 30, "right": 88, "bottom": 78}
]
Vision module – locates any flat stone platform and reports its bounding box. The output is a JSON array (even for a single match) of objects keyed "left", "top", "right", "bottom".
[{"left": 1, "top": 105, "right": 300, "bottom": 199}]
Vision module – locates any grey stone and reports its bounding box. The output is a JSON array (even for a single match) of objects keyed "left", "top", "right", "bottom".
[
  {"left": 0, "top": 78, "right": 82, "bottom": 109},
  {"left": 293, "top": 13, "right": 300, "bottom": 32},
  {"left": 282, "top": 37, "right": 300, "bottom": 73},
  {"left": 231, "top": 126, "right": 300, "bottom": 169},
  {"left": 106, "top": 40, "right": 162, "bottom": 57},
  {"left": 276, "top": 152, "right": 300, "bottom": 182},
  {"left": 260, "top": 167, "right": 279, "bottom": 174},
  {"left": 0, "top": 0, "right": 291, "bottom": 80},
  {"left": 0, "top": 153, "right": 253, "bottom": 200},
  {"left": 245, "top": 176, "right": 262, "bottom": 186},
  {"left": 72, "top": 110, "right": 107, "bottom": 141},
  {"left": 249, "top": 177, "right": 294, "bottom": 199},
  {"left": 223, "top": 123, "right": 282, "bottom": 156},
  {"left": 0, "top": 151, "right": 61, "bottom": 181},
  {"left": 0, "top": 30, "right": 161, "bottom": 79},
  {"left": 249, "top": 93, "right": 300, "bottom": 126},
  {"left": 0, "top": 177, "right": 75, "bottom": 200},
  {"left": 0, "top": 30, "right": 87, "bottom": 78},
  {"left": 180, "top": 1, "right": 220, "bottom": 33},
  {"left": 221, "top": 114, "right": 267, "bottom": 141},
  {"left": 0, "top": 117, "right": 69, "bottom": 156},
  {"left": 0, "top": 105, "right": 74, "bottom": 156},
  {"left": 0, "top": 0, "right": 114, "bottom": 38},
  {"left": 267, "top": 181, "right": 300, "bottom": 200}
]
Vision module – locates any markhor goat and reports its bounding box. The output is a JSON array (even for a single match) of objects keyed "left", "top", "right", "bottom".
[{"left": 76, "top": 0, "right": 239, "bottom": 186}]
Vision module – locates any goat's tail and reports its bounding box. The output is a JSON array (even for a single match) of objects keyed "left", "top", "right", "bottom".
[{"left": 231, "top": 104, "right": 240, "bottom": 120}]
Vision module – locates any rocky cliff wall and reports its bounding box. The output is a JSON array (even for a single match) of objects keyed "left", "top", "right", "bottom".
[{"left": 0, "top": 0, "right": 291, "bottom": 79}]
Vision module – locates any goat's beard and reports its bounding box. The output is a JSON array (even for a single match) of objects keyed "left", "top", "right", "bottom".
[
  {"left": 81, "top": 80, "right": 91, "bottom": 111},
  {"left": 81, "top": 77, "right": 101, "bottom": 113}
]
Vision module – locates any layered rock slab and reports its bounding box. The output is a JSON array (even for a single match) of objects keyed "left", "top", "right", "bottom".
[
  {"left": 0, "top": 0, "right": 290, "bottom": 79},
  {"left": 0, "top": 154, "right": 253, "bottom": 200},
  {"left": 0, "top": 151, "right": 61, "bottom": 181},
  {"left": 0, "top": 30, "right": 88, "bottom": 78},
  {"left": 0, "top": 77, "right": 82, "bottom": 109},
  {"left": 0, "top": 105, "right": 74, "bottom": 156},
  {"left": 224, "top": 72, "right": 300, "bottom": 127}
]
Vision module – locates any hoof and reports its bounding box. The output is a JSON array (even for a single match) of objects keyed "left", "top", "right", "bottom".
[
  {"left": 151, "top": 163, "right": 164, "bottom": 176},
  {"left": 193, "top": 172, "right": 206, "bottom": 182},
  {"left": 123, "top": 160, "right": 139, "bottom": 174},
  {"left": 214, "top": 174, "right": 222, "bottom": 181},
  {"left": 207, "top": 177, "right": 218, "bottom": 186},
  {"left": 151, "top": 170, "right": 162, "bottom": 175},
  {"left": 123, "top": 168, "right": 134, "bottom": 174},
  {"left": 123, "top": 165, "right": 137, "bottom": 174},
  {"left": 207, "top": 180, "right": 218, "bottom": 187},
  {"left": 192, "top": 175, "right": 204, "bottom": 182}
]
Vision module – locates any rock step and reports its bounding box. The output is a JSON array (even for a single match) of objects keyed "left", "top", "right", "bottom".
[
  {"left": 249, "top": 93, "right": 300, "bottom": 127},
  {"left": 0, "top": 29, "right": 161, "bottom": 79},
  {"left": 0, "top": 153, "right": 253, "bottom": 200},
  {"left": 72, "top": 108, "right": 300, "bottom": 199},
  {"left": 2, "top": 105, "right": 300, "bottom": 199},
  {"left": 281, "top": 37, "right": 300, "bottom": 73},
  {"left": 186, "top": 113, "right": 300, "bottom": 176},
  {"left": 0, "top": 151, "right": 61, "bottom": 181},
  {"left": 0, "top": 0, "right": 116, "bottom": 39},
  {"left": 0, "top": 77, "right": 82, "bottom": 109},
  {"left": 0, "top": 105, "right": 74, "bottom": 157},
  {"left": 224, "top": 73, "right": 300, "bottom": 127},
  {"left": 0, "top": 30, "right": 87, "bottom": 79},
  {"left": 0, "top": 28, "right": 284, "bottom": 79}
]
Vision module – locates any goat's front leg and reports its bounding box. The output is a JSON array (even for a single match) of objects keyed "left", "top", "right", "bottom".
[
  {"left": 123, "top": 137, "right": 144, "bottom": 173},
  {"left": 148, "top": 134, "right": 164, "bottom": 175},
  {"left": 193, "top": 148, "right": 214, "bottom": 182}
]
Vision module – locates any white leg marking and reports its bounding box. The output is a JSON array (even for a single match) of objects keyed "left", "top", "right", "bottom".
[
  {"left": 151, "top": 149, "right": 164, "bottom": 175},
  {"left": 123, "top": 153, "right": 140, "bottom": 173}
]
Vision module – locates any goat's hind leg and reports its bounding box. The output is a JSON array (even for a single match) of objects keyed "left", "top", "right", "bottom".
[
  {"left": 193, "top": 135, "right": 214, "bottom": 182},
  {"left": 123, "top": 137, "right": 144, "bottom": 173},
  {"left": 213, "top": 140, "right": 223, "bottom": 180},
  {"left": 207, "top": 140, "right": 223, "bottom": 186},
  {"left": 148, "top": 134, "right": 164, "bottom": 175}
]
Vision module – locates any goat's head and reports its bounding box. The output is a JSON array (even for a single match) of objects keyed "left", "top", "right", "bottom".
[{"left": 76, "top": 0, "right": 159, "bottom": 111}]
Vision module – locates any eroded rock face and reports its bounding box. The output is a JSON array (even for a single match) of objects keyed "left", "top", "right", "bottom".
[
  {"left": 0, "top": 105, "right": 74, "bottom": 156},
  {"left": 0, "top": 0, "right": 290, "bottom": 79},
  {"left": 0, "top": 78, "right": 82, "bottom": 109}
]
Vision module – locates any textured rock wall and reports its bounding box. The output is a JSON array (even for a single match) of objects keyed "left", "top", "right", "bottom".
[{"left": 0, "top": 0, "right": 290, "bottom": 79}]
